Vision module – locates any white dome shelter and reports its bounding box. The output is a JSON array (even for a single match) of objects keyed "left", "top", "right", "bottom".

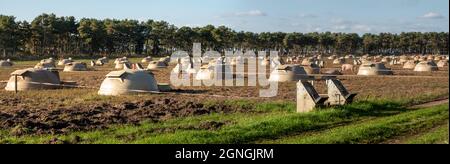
[
  {"left": 195, "top": 65, "right": 214, "bottom": 80},
  {"left": 333, "top": 58, "right": 345, "bottom": 65},
  {"left": 98, "top": 70, "right": 159, "bottom": 96},
  {"left": 41, "top": 58, "right": 56, "bottom": 65},
  {"left": 96, "top": 57, "right": 108, "bottom": 66},
  {"left": 63, "top": 62, "right": 88, "bottom": 72},
  {"left": 114, "top": 57, "right": 129, "bottom": 64},
  {"left": 58, "top": 58, "right": 73, "bottom": 66},
  {"left": 5, "top": 68, "right": 61, "bottom": 91},
  {"left": 324, "top": 69, "right": 342, "bottom": 75},
  {"left": 196, "top": 58, "right": 233, "bottom": 80},
  {"left": 389, "top": 58, "right": 401, "bottom": 65},
  {"left": 229, "top": 56, "right": 244, "bottom": 66},
  {"left": 35, "top": 62, "right": 56, "bottom": 69},
  {"left": 141, "top": 56, "right": 153, "bottom": 63},
  {"left": 212, "top": 62, "right": 234, "bottom": 81},
  {"left": 418, "top": 57, "right": 426, "bottom": 62},
  {"left": 434, "top": 56, "right": 443, "bottom": 61},
  {"left": 327, "top": 55, "right": 337, "bottom": 60},
  {"left": 172, "top": 58, "right": 197, "bottom": 74},
  {"left": 147, "top": 61, "right": 168, "bottom": 70},
  {"left": 35, "top": 58, "right": 56, "bottom": 69},
  {"left": 357, "top": 63, "right": 393, "bottom": 76},
  {"left": 115, "top": 61, "right": 131, "bottom": 69},
  {"left": 271, "top": 56, "right": 283, "bottom": 68},
  {"left": 269, "top": 64, "right": 308, "bottom": 82},
  {"left": 345, "top": 55, "right": 354, "bottom": 59},
  {"left": 261, "top": 58, "right": 270, "bottom": 66},
  {"left": 403, "top": 60, "right": 416, "bottom": 69},
  {"left": 303, "top": 63, "right": 321, "bottom": 74},
  {"left": 159, "top": 56, "right": 171, "bottom": 64},
  {"left": 0, "top": 59, "right": 13, "bottom": 67},
  {"left": 437, "top": 60, "right": 448, "bottom": 68},
  {"left": 381, "top": 57, "right": 391, "bottom": 63},
  {"left": 201, "top": 56, "right": 214, "bottom": 64},
  {"left": 301, "top": 58, "right": 314, "bottom": 66},
  {"left": 399, "top": 56, "right": 409, "bottom": 64},
  {"left": 414, "top": 61, "right": 438, "bottom": 72},
  {"left": 286, "top": 57, "right": 293, "bottom": 63}
]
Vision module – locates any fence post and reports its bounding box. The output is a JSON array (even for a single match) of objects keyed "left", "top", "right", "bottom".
[{"left": 14, "top": 74, "right": 18, "bottom": 93}]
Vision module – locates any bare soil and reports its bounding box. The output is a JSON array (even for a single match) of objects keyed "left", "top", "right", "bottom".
[{"left": 0, "top": 98, "right": 251, "bottom": 135}]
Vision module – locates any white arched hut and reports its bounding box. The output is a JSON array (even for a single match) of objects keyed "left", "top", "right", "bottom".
[
  {"left": 260, "top": 58, "right": 270, "bottom": 66},
  {"left": 41, "top": 58, "right": 56, "bottom": 65},
  {"left": 0, "top": 59, "right": 13, "bottom": 67},
  {"left": 269, "top": 64, "right": 308, "bottom": 82},
  {"left": 333, "top": 58, "right": 345, "bottom": 65},
  {"left": 437, "top": 60, "right": 448, "bottom": 68},
  {"left": 172, "top": 57, "right": 197, "bottom": 74},
  {"left": 414, "top": 61, "right": 438, "bottom": 72},
  {"left": 35, "top": 62, "right": 56, "bottom": 69},
  {"left": 98, "top": 69, "right": 159, "bottom": 96},
  {"left": 141, "top": 56, "right": 153, "bottom": 63},
  {"left": 324, "top": 69, "right": 342, "bottom": 75},
  {"left": 58, "top": 58, "right": 73, "bottom": 66},
  {"left": 303, "top": 63, "right": 321, "bottom": 74},
  {"left": 159, "top": 56, "right": 171, "bottom": 64},
  {"left": 301, "top": 58, "right": 314, "bottom": 66},
  {"left": 35, "top": 58, "right": 56, "bottom": 69},
  {"left": 399, "top": 56, "right": 409, "bottom": 64},
  {"left": 327, "top": 55, "right": 337, "bottom": 60},
  {"left": 195, "top": 58, "right": 233, "bottom": 81},
  {"left": 5, "top": 68, "right": 61, "bottom": 91},
  {"left": 95, "top": 57, "right": 108, "bottom": 66},
  {"left": 403, "top": 60, "right": 416, "bottom": 69},
  {"left": 63, "top": 62, "right": 88, "bottom": 72},
  {"left": 357, "top": 63, "right": 393, "bottom": 76},
  {"left": 147, "top": 61, "right": 168, "bottom": 70},
  {"left": 381, "top": 57, "right": 391, "bottom": 63},
  {"left": 114, "top": 57, "right": 131, "bottom": 69},
  {"left": 195, "top": 65, "right": 214, "bottom": 80}
]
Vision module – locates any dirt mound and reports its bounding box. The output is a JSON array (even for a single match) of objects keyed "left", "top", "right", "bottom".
[{"left": 0, "top": 98, "right": 250, "bottom": 135}]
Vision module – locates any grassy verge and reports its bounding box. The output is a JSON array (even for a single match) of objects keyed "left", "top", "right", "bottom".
[
  {"left": 261, "top": 104, "right": 448, "bottom": 144},
  {"left": 0, "top": 100, "right": 409, "bottom": 144},
  {"left": 405, "top": 123, "right": 449, "bottom": 144}
]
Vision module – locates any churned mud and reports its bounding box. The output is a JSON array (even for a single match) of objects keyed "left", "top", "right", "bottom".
[{"left": 0, "top": 98, "right": 251, "bottom": 135}]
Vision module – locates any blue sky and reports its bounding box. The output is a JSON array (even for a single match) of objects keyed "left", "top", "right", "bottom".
[{"left": 0, "top": 0, "right": 448, "bottom": 34}]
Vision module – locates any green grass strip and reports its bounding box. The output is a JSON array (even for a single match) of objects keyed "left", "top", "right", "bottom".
[{"left": 264, "top": 104, "right": 448, "bottom": 144}]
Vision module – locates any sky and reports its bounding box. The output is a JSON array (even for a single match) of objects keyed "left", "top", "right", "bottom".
[{"left": 0, "top": 0, "right": 448, "bottom": 34}]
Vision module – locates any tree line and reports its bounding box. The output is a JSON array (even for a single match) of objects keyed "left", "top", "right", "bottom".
[{"left": 0, "top": 13, "right": 448, "bottom": 59}]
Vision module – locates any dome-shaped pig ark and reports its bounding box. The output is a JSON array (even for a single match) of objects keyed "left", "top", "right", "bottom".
[
  {"left": 63, "top": 62, "right": 88, "bottom": 72},
  {"left": 357, "top": 63, "right": 393, "bottom": 76},
  {"left": 414, "top": 61, "right": 438, "bottom": 72},
  {"left": 98, "top": 70, "right": 160, "bottom": 96},
  {"left": 58, "top": 58, "right": 73, "bottom": 66},
  {"left": 0, "top": 59, "right": 13, "bottom": 67},
  {"left": 269, "top": 64, "right": 308, "bottom": 82},
  {"left": 5, "top": 68, "right": 62, "bottom": 91}
]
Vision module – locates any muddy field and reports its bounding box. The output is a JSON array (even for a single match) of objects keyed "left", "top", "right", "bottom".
[
  {"left": 0, "top": 97, "right": 250, "bottom": 135},
  {"left": 0, "top": 58, "right": 448, "bottom": 135}
]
